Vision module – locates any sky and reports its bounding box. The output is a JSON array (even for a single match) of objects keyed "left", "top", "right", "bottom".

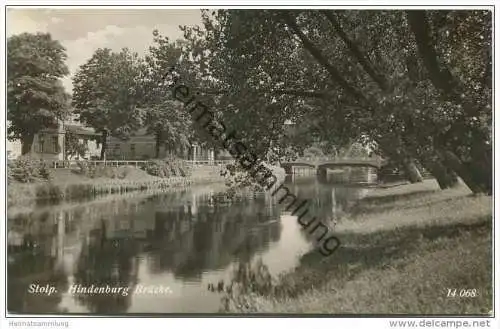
[{"left": 7, "top": 8, "right": 203, "bottom": 93}]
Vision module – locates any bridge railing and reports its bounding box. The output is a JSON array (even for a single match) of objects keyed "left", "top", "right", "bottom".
[
  {"left": 294, "top": 156, "right": 337, "bottom": 162},
  {"left": 286, "top": 156, "right": 383, "bottom": 164}
]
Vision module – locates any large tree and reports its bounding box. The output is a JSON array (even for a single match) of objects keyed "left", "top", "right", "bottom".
[
  {"left": 140, "top": 31, "right": 194, "bottom": 158},
  {"left": 176, "top": 9, "right": 492, "bottom": 194},
  {"left": 406, "top": 10, "right": 492, "bottom": 193},
  {"left": 72, "top": 48, "right": 144, "bottom": 160},
  {"left": 7, "top": 32, "right": 70, "bottom": 155}
]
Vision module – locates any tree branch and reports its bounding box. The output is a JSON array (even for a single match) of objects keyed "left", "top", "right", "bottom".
[
  {"left": 406, "top": 10, "right": 481, "bottom": 119},
  {"left": 279, "top": 11, "right": 369, "bottom": 106},
  {"left": 321, "top": 11, "right": 390, "bottom": 92},
  {"left": 406, "top": 11, "right": 459, "bottom": 97}
]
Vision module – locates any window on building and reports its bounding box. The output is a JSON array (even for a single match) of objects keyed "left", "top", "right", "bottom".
[
  {"left": 52, "top": 136, "right": 59, "bottom": 153},
  {"left": 130, "top": 144, "right": 136, "bottom": 158},
  {"left": 38, "top": 135, "right": 45, "bottom": 153}
]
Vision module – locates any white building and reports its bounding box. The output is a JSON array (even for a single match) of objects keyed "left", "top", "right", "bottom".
[{"left": 7, "top": 120, "right": 101, "bottom": 161}]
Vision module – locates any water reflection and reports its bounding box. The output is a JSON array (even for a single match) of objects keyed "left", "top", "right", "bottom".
[
  {"left": 285, "top": 174, "right": 369, "bottom": 223},
  {"left": 8, "top": 177, "right": 367, "bottom": 314},
  {"left": 72, "top": 219, "right": 140, "bottom": 313}
]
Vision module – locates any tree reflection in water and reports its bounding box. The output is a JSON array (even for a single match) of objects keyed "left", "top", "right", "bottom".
[
  {"left": 146, "top": 193, "right": 281, "bottom": 280},
  {"left": 73, "top": 219, "right": 140, "bottom": 313},
  {"left": 7, "top": 211, "right": 68, "bottom": 314},
  {"left": 7, "top": 178, "right": 367, "bottom": 314}
]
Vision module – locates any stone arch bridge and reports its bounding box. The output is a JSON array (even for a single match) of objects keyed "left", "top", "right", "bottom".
[{"left": 280, "top": 157, "right": 387, "bottom": 175}]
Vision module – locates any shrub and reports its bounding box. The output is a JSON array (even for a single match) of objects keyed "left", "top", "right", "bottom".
[
  {"left": 74, "top": 161, "right": 129, "bottom": 179},
  {"left": 117, "top": 167, "right": 129, "bottom": 179},
  {"left": 139, "top": 157, "right": 191, "bottom": 178},
  {"left": 74, "top": 161, "right": 100, "bottom": 178},
  {"left": 75, "top": 161, "right": 91, "bottom": 176},
  {"left": 140, "top": 160, "right": 171, "bottom": 178},
  {"left": 38, "top": 161, "right": 52, "bottom": 180},
  {"left": 213, "top": 260, "right": 281, "bottom": 312},
  {"left": 8, "top": 158, "right": 53, "bottom": 183},
  {"left": 163, "top": 156, "right": 192, "bottom": 177},
  {"left": 102, "top": 167, "right": 116, "bottom": 179}
]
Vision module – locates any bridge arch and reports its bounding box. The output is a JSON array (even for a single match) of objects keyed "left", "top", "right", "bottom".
[
  {"left": 317, "top": 162, "right": 382, "bottom": 171},
  {"left": 280, "top": 162, "right": 316, "bottom": 175},
  {"left": 280, "top": 157, "right": 385, "bottom": 176}
]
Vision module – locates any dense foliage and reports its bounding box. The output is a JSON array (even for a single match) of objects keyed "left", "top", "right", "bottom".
[
  {"left": 74, "top": 162, "right": 134, "bottom": 179},
  {"left": 9, "top": 10, "right": 491, "bottom": 195},
  {"left": 7, "top": 158, "right": 53, "bottom": 183},
  {"left": 64, "top": 131, "right": 89, "bottom": 160},
  {"left": 72, "top": 48, "right": 145, "bottom": 160},
  {"left": 138, "top": 33, "right": 195, "bottom": 158},
  {"left": 7, "top": 33, "right": 71, "bottom": 155},
  {"left": 139, "top": 158, "right": 191, "bottom": 177},
  {"left": 173, "top": 9, "right": 492, "bottom": 194}
]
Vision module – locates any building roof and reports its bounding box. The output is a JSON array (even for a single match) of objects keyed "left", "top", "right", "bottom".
[
  {"left": 65, "top": 124, "right": 99, "bottom": 137},
  {"left": 36, "top": 120, "right": 99, "bottom": 137}
]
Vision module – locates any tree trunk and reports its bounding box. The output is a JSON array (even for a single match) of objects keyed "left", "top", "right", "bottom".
[
  {"left": 407, "top": 11, "right": 458, "bottom": 98},
  {"left": 21, "top": 133, "right": 35, "bottom": 156},
  {"left": 441, "top": 150, "right": 488, "bottom": 194},
  {"left": 99, "top": 130, "right": 108, "bottom": 161},
  {"left": 465, "top": 159, "right": 492, "bottom": 195},
  {"left": 469, "top": 142, "right": 492, "bottom": 195},
  {"left": 403, "top": 158, "right": 423, "bottom": 183},
  {"left": 408, "top": 11, "right": 492, "bottom": 193},
  {"left": 407, "top": 11, "right": 481, "bottom": 118},
  {"left": 422, "top": 158, "right": 459, "bottom": 190},
  {"left": 155, "top": 131, "right": 161, "bottom": 159}
]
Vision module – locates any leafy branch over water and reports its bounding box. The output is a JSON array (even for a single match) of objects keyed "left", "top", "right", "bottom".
[{"left": 209, "top": 259, "right": 310, "bottom": 312}]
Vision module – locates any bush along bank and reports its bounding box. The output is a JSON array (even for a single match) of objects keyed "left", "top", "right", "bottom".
[
  {"left": 7, "top": 158, "right": 227, "bottom": 208},
  {"left": 8, "top": 172, "right": 230, "bottom": 208}
]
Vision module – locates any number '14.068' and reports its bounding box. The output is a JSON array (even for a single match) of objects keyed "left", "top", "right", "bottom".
[{"left": 447, "top": 289, "right": 477, "bottom": 298}]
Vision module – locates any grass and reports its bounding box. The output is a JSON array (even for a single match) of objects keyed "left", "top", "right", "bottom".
[
  {"left": 223, "top": 179, "right": 493, "bottom": 315},
  {"left": 7, "top": 165, "right": 227, "bottom": 208}
]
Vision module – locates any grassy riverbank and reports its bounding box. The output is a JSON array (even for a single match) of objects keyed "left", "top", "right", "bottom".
[
  {"left": 224, "top": 180, "right": 493, "bottom": 315},
  {"left": 7, "top": 164, "right": 287, "bottom": 209},
  {"left": 7, "top": 165, "right": 227, "bottom": 208}
]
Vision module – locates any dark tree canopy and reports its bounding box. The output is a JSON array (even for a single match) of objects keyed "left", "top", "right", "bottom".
[
  {"left": 11, "top": 11, "right": 490, "bottom": 194},
  {"left": 72, "top": 48, "right": 145, "bottom": 159},
  {"left": 172, "top": 9, "right": 492, "bottom": 193},
  {"left": 7, "top": 32, "right": 70, "bottom": 154}
]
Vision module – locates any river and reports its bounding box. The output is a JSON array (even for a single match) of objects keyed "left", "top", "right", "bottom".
[{"left": 7, "top": 172, "right": 372, "bottom": 314}]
